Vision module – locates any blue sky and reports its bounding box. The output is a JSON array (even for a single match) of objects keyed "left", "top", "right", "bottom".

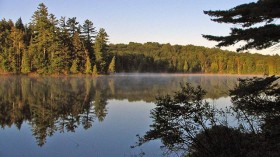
[{"left": 1, "top": 0, "right": 277, "bottom": 54}]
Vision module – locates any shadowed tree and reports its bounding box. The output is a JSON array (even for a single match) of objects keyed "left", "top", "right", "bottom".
[
  {"left": 134, "top": 76, "right": 280, "bottom": 157},
  {"left": 66, "top": 17, "right": 79, "bottom": 37},
  {"left": 132, "top": 83, "right": 221, "bottom": 156},
  {"left": 203, "top": 0, "right": 280, "bottom": 52},
  {"left": 15, "top": 18, "right": 25, "bottom": 31},
  {"left": 230, "top": 76, "right": 280, "bottom": 151}
]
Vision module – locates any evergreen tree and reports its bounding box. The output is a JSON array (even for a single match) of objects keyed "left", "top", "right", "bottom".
[
  {"left": 15, "top": 18, "right": 25, "bottom": 31},
  {"left": 9, "top": 27, "right": 25, "bottom": 73},
  {"left": 108, "top": 56, "right": 116, "bottom": 73},
  {"left": 21, "top": 51, "right": 31, "bottom": 74},
  {"left": 72, "top": 32, "right": 87, "bottom": 72},
  {"left": 203, "top": 0, "right": 280, "bottom": 51},
  {"left": 0, "top": 19, "right": 14, "bottom": 72},
  {"left": 92, "top": 65, "right": 98, "bottom": 76},
  {"left": 28, "top": 3, "right": 56, "bottom": 73},
  {"left": 82, "top": 19, "right": 96, "bottom": 63},
  {"left": 0, "top": 3, "right": 111, "bottom": 75},
  {"left": 23, "top": 24, "right": 32, "bottom": 46},
  {"left": 94, "top": 28, "right": 109, "bottom": 74},
  {"left": 82, "top": 19, "right": 96, "bottom": 43},
  {"left": 58, "top": 16, "right": 72, "bottom": 73},
  {"left": 85, "top": 56, "right": 92, "bottom": 74},
  {"left": 66, "top": 17, "right": 79, "bottom": 37},
  {"left": 48, "top": 14, "right": 63, "bottom": 74},
  {"left": 70, "top": 59, "right": 79, "bottom": 74}
]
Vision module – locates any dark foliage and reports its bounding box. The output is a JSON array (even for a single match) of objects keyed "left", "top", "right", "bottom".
[
  {"left": 230, "top": 76, "right": 280, "bottom": 156},
  {"left": 132, "top": 83, "right": 219, "bottom": 156},
  {"left": 134, "top": 76, "right": 280, "bottom": 157},
  {"left": 203, "top": 0, "right": 280, "bottom": 51}
]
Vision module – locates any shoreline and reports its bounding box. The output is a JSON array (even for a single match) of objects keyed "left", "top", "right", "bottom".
[{"left": 0, "top": 72, "right": 276, "bottom": 77}]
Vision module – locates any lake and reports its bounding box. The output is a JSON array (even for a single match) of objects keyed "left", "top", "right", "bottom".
[{"left": 0, "top": 74, "right": 246, "bottom": 157}]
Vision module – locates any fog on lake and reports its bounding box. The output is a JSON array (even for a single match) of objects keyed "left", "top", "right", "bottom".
[{"left": 0, "top": 74, "right": 246, "bottom": 157}]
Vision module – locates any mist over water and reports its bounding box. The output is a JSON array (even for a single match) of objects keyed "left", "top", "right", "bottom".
[{"left": 0, "top": 74, "right": 250, "bottom": 157}]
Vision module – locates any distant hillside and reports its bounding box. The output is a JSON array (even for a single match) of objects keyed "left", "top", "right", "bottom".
[{"left": 109, "top": 42, "right": 280, "bottom": 75}]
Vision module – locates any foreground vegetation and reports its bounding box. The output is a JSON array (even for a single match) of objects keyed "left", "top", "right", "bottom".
[{"left": 134, "top": 76, "right": 280, "bottom": 157}]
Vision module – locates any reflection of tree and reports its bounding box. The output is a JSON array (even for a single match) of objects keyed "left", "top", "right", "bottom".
[
  {"left": 133, "top": 83, "right": 219, "bottom": 156},
  {"left": 105, "top": 75, "right": 238, "bottom": 102},
  {"left": 93, "top": 80, "right": 108, "bottom": 122},
  {"left": 134, "top": 76, "right": 280, "bottom": 157},
  {"left": 0, "top": 77, "right": 108, "bottom": 146},
  {"left": 0, "top": 75, "right": 251, "bottom": 147},
  {"left": 94, "top": 91, "right": 107, "bottom": 122}
]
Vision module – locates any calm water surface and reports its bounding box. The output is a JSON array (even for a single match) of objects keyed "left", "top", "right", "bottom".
[{"left": 0, "top": 74, "right": 246, "bottom": 157}]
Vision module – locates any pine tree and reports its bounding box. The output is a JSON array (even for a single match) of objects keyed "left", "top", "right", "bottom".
[
  {"left": 9, "top": 27, "right": 25, "bottom": 73},
  {"left": 0, "top": 19, "right": 14, "bottom": 72},
  {"left": 15, "top": 18, "right": 25, "bottom": 32},
  {"left": 66, "top": 17, "right": 79, "bottom": 37},
  {"left": 72, "top": 32, "right": 87, "bottom": 73},
  {"left": 28, "top": 3, "right": 55, "bottom": 73},
  {"left": 203, "top": 0, "right": 280, "bottom": 51},
  {"left": 70, "top": 59, "right": 79, "bottom": 74},
  {"left": 92, "top": 65, "right": 98, "bottom": 76},
  {"left": 82, "top": 19, "right": 96, "bottom": 43},
  {"left": 108, "top": 56, "right": 116, "bottom": 73},
  {"left": 94, "top": 28, "right": 109, "bottom": 74},
  {"left": 21, "top": 51, "right": 31, "bottom": 74},
  {"left": 28, "top": 5, "right": 64, "bottom": 74},
  {"left": 58, "top": 16, "right": 72, "bottom": 73},
  {"left": 82, "top": 19, "right": 96, "bottom": 63},
  {"left": 46, "top": 14, "right": 63, "bottom": 74},
  {"left": 85, "top": 56, "right": 92, "bottom": 74}
]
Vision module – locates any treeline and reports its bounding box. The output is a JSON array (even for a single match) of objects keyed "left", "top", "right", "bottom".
[
  {"left": 1, "top": 4, "right": 279, "bottom": 75},
  {"left": 109, "top": 42, "right": 280, "bottom": 75},
  {"left": 0, "top": 3, "right": 115, "bottom": 75}
]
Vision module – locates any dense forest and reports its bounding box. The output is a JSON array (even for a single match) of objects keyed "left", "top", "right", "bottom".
[
  {"left": 109, "top": 43, "right": 280, "bottom": 75},
  {"left": 0, "top": 3, "right": 114, "bottom": 75},
  {"left": 1, "top": 3, "right": 280, "bottom": 75}
]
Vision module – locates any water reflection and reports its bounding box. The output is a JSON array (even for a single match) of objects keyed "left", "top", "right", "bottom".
[
  {"left": 134, "top": 76, "right": 280, "bottom": 157},
  {"left": 0, "top": 76, "right": 102, "bottom": 146},
  {"left": 0, "top": 74, "right": 240, "bottom": 149}
]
